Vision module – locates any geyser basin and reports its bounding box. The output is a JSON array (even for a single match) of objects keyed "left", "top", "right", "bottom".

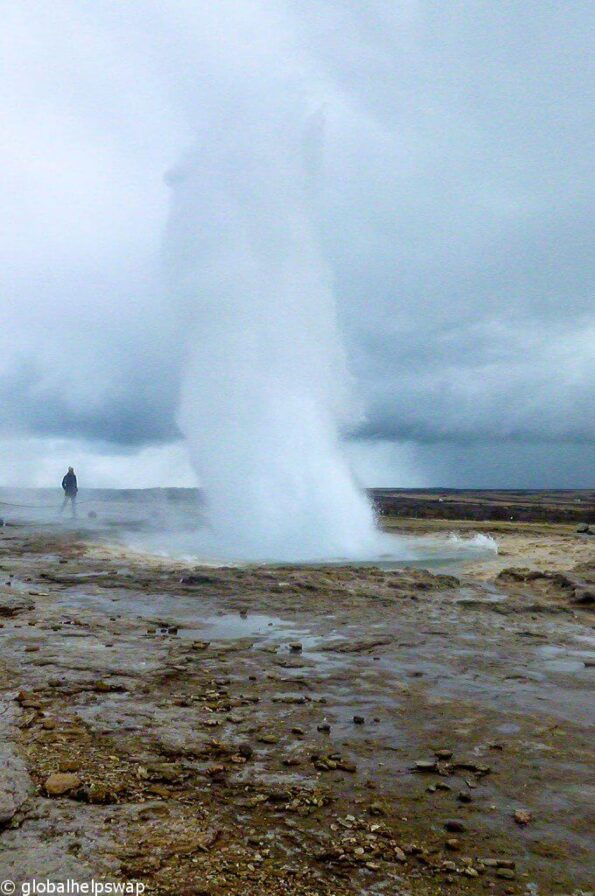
[
  {"left": 125, "top": 525, "right": 497, "bottom": 570},
  {"left": 289, "top": 532, "right": 499, "bottom": 570}
]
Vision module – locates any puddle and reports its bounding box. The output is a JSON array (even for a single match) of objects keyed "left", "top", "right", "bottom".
[
  {"left": 180, "top": 613, "right": 348, "bottom": 671},
  {"left": 55, "top": 589, "right": 340, "bottom": 662},
  {"left": 179, "top": 612, "right": 308, "bottom": 642}
]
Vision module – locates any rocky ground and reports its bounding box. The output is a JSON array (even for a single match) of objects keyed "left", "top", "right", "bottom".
[{"left": 0, "top": 519, "right": 593, "bottom": 895}]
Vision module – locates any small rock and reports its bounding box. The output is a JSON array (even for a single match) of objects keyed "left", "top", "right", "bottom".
[
  {"left": 576, "top": 523, "right": 590, "bottom": 533},
  {"left": 394, "top": 846, "right": 406, "bottom": 863},
  {"left": 353, "top": 715, "right": 365, "bottom": 725},
  {"left": 434, "top": 749, "right": 453, "bottom": 759},
  {"left": 496, "top": 868, "right": 516, "bottom": 880},
  {"left": 81, "top": 783, "right": 116, "bottom": 804},
  {"left": 289, "top": 642, "right": 302, "bottom": 652},
  {"left": 453, "top": 760, "right": 491, "bottom": 775},
  {"left": 414, "top": 759, "right": 438, "bottom": 772},
  {"left": 368, "top": 802, "right": 386, "bottom": 816},
  {"left": 513, "top": 808, "right": 532, "bottom": 825},
  {"left": 268, "top": 789, "right": 291, "bottom": 803},
  {"left": 44, "top": 773, "right": 81, "bottom": 796},
  {"left": 444, "top": 819, "right": 466, "bottom": 833},
  {"left": 457, "top": 791, "right": 472, "bottom": 803},
  {"left": 445, "top": 839, "right": 460, "bottom": 851},
  {"left": 258, "top": 734, "right": 279, "bottom": 744},
  {"left": 317, "top": 722, "right": 331, "bottom": 732}
]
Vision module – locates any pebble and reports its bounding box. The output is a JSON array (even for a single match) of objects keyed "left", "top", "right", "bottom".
[
  {"left": 368, "top": 802, "right": 386, "bottom": 816},
  {"left": 317, "top": 722, "right": 331, "bottom": 732},
  {"left": 414, "top": 759, "right": 438, "bottom": 772},
  {"left": 444, "top": 820, "right": 466, "bottom": 833},
  {"left": 513, "top": 808, "right": 532, "bottom": 825},
  {"left": 353, "top": 715, "right": 365, "bottom": 725},
  {"left": 44, "top": 773, "right": 81, "bottom": 796}
]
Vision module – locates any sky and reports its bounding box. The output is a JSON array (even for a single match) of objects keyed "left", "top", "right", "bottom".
[{"left": 0, "top": 0, "right": 593, "bottom": 489}]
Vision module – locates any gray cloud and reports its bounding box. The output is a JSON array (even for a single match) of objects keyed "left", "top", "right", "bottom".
[
  {"left": 0, "top": 1, "right": 593, "bottom": 486},
  {"left": 0, "top": 360, "right": 180, "bottom": 446}
]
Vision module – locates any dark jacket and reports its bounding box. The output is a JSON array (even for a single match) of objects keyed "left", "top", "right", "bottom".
[{"left": 62, "top": 472, "right": 78, "bottom": 496}]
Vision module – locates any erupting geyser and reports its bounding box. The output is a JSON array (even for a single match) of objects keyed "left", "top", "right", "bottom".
[{"left": 165, "top": 113, "right": 379, "bottom": 561}]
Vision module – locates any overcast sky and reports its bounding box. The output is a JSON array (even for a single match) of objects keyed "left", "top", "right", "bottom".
[{"left": 0, "top": 0, "right": 593, "bottom": 489}]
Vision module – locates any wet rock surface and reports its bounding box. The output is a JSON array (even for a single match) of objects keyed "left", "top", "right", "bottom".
[
  {"left": 0, "top": 521, "right": 593, "bottom": 895},
  {"left": 0, "top": 743, "right": 31, "bottom": 826}
]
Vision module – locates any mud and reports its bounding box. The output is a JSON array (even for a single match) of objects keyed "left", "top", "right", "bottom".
[{"left": 0, "top": 520, "right": 593, "bottom": 895}]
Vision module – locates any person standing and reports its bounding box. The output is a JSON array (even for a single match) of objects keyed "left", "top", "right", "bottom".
[{"left": 61, "top": 467, "right": 78, "bottom": 517}]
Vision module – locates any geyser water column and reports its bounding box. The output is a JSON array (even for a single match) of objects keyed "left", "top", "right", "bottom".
[{"left": 165, "top": 114, "right": 378, "bottom": 561}]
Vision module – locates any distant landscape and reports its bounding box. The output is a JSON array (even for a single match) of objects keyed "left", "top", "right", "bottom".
[{"left": 371, "top": 488, "right": 595, "bottom": 524}]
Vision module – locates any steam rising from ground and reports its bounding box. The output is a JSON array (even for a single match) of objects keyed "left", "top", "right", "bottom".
[{"left": 165, "top": 113, "right": 379, "bottom": 561}]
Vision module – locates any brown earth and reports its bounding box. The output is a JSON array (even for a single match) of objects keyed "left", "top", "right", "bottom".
[
  {"left": 371, "top": 489, "right": 595, "bottom": 524},
  {"left": 0, "top": 517, "right": 594, "bottom": 896}
]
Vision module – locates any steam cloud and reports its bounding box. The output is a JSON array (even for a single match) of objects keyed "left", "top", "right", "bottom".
[{"left": 165, "top": 108, "right": 377, "bottom": 560}]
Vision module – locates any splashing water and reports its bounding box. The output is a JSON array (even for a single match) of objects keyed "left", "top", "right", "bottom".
[{"left": 165, "top": 114, "right": 379, "bottom": 561}]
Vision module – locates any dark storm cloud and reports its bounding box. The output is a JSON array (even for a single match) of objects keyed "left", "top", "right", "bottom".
[
  {"left": 0, "top": 1, "right": 593, "bottom": 484},
  {"left": 0, "top": 361, "right": 180, "bottom": 446}
]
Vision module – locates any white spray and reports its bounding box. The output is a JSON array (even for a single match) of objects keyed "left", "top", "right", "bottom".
[{"left": 165, "top": 109, "right": 379, "bottom": 561}]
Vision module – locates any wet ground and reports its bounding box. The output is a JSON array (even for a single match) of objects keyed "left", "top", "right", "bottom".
[{"left": 0, "top": 520, "right": 593, "bottom": 895}]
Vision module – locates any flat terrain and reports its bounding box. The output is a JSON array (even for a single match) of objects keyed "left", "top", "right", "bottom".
[
  {"left": 0, "top": 514, "right": 594, "bottom": 895},
  {"left": 371, "top": 489, "right": 595, "bottom": 524}
]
